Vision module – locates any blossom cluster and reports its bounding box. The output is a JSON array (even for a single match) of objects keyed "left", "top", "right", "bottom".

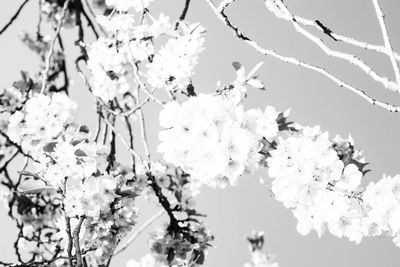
[
  {"left": 3, "top": 0, "right": 400, "bottom": 265},
  {"left": 87, "top": 36, "right": 132, "bottom": 102},
  {"left": 87, "top": 11, "right": 171, "bottom": 102},
  {"left": 2, "top": 88, "right": 140, "bottom": 264},
  {"left": 363, "top": 174, "right": 400, "bottom": 246},
  {"left": 79, "top": 168, "right": 140, "bottom": 264},
  {"left": 264, "top": 125, "right": 400, "bottom": 246},
  {"left": 146, "top": 22, "right": 205, "bottom": 91},
  {"left": 158, "top": 92, "right": 279, "bottom": 187},
  {"left": 86, "top": 6, "right": 205, "bottom": 104},
  {"left": 34, "top": 126, "right": 106, "bottom": 185},
  {"left": 63, "top": 173, "right": 116, "bottom": 218},
  {"left": 266, "top": 126, "right": 369, "bottom": 242},
  {"left": 7, "top": 93, "right": 77, "bottom": 155},
  {"left": 48, "top": 165, "right": 142, "bottom": 265}
]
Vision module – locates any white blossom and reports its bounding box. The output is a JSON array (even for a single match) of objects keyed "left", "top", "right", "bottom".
[
  {"left": 147, "top": 23, "right": 205, "bottom": 90},
  {"left": 159, "top": 93, "right": 279, "bottom": 187},
  {"left": 7, "top": 93, "right": 76, "bottom": 154}
]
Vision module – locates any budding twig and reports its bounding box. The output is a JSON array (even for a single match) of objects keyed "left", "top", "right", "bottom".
[
  {"left": 264, "top": 0, "right": 399, "bottom": 93},
  {"left": 204, "top": 0, "right": 400, "bottom": 112}
]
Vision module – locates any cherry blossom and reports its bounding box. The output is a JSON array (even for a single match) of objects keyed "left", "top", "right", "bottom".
[
  {"left": 158, "top": 91, "right": 279, "bottom": 187},
  {"left": 1, "top": 1, "right": 399, "bottom": 266}
]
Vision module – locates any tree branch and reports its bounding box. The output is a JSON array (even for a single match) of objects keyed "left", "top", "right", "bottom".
[
  {"left": 371, "top": 0, "right": 400, "bottom": 86},
  {"left": 263, "top": 0, "right": 399, "bottom": 93},
  {"left": 73, "top": 216, "right": 85, "bottom": 267},
  {"left": 40, "top": 0, "right": 71, "bottom": 94},
  {"left": 178, "top": 0, "right": 192, "bottom": 22},
  {"left": 0, "top": 0, "right": 31, "bottom": 36},
  {"left": 113, "top": 210, "right": 164, "bottom": 256},
  {"left": 204, "top": 0, "right": 400, "bottom": 112}
]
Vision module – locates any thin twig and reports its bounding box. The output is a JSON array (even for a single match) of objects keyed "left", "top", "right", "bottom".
[
  {"left": 78, "top": 0, "right": 101, "bottom": 38},
  {"left": 113, "top": 210, "right": 164, "bottom": 256},
  {"left": 371, "top": 0, "right": 400, "bottom": 86},
  {"left": 134, "top": 86, "right": 151, "bottom": 166},
  {"left": 102, "top": 115, "right": 143, "bottom": 162},
  {"left": 119, "top": 88, "right": 158, "bottom": 117},
  {"left": 264, "top": 0, "right": 398, "bottom": 92},
  {"left": 124, "top": 116, "right": 136, "bottom": 174},
  {"left": 57, "top": 35, "right": 69, "bottom": 94},
  {"left": 292, "top": 16, "right": 400, "bottom": 62},
  {"left": 0, "top": 0, "right": 31, "bottom": 36},
  {"left": 218, "top": 0, "right": 237, "bottom": 12},
  {"left": 204, "top": 0, "right": 400, "bottom": 112},
  {"left": 175, "top": 0, "right": 192, "bottom": 29},
  {"left": 179, "top": 0, "right": 192, "bottom": 20},
  {"left": 37, "top": 0, "right": 43, "bottom": 38},
  {"left": 40, "top": 0, "right": 71, "bottom": 94},
  {"left": 128, "top": 51, "right": 165, "bottom": 106}
]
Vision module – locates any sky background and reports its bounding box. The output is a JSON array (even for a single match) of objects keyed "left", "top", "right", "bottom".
[{"left": 1, "top": 0, "right": 400, "bottom": 266}]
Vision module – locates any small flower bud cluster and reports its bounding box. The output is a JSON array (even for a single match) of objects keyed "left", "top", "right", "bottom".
[{"left": 244, "top": 231, "right": 280, "bottom": 267}]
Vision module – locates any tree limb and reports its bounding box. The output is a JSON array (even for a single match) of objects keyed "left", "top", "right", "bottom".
[{"left": 0, "top": 0, "right": 31, "bottom": 36}]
